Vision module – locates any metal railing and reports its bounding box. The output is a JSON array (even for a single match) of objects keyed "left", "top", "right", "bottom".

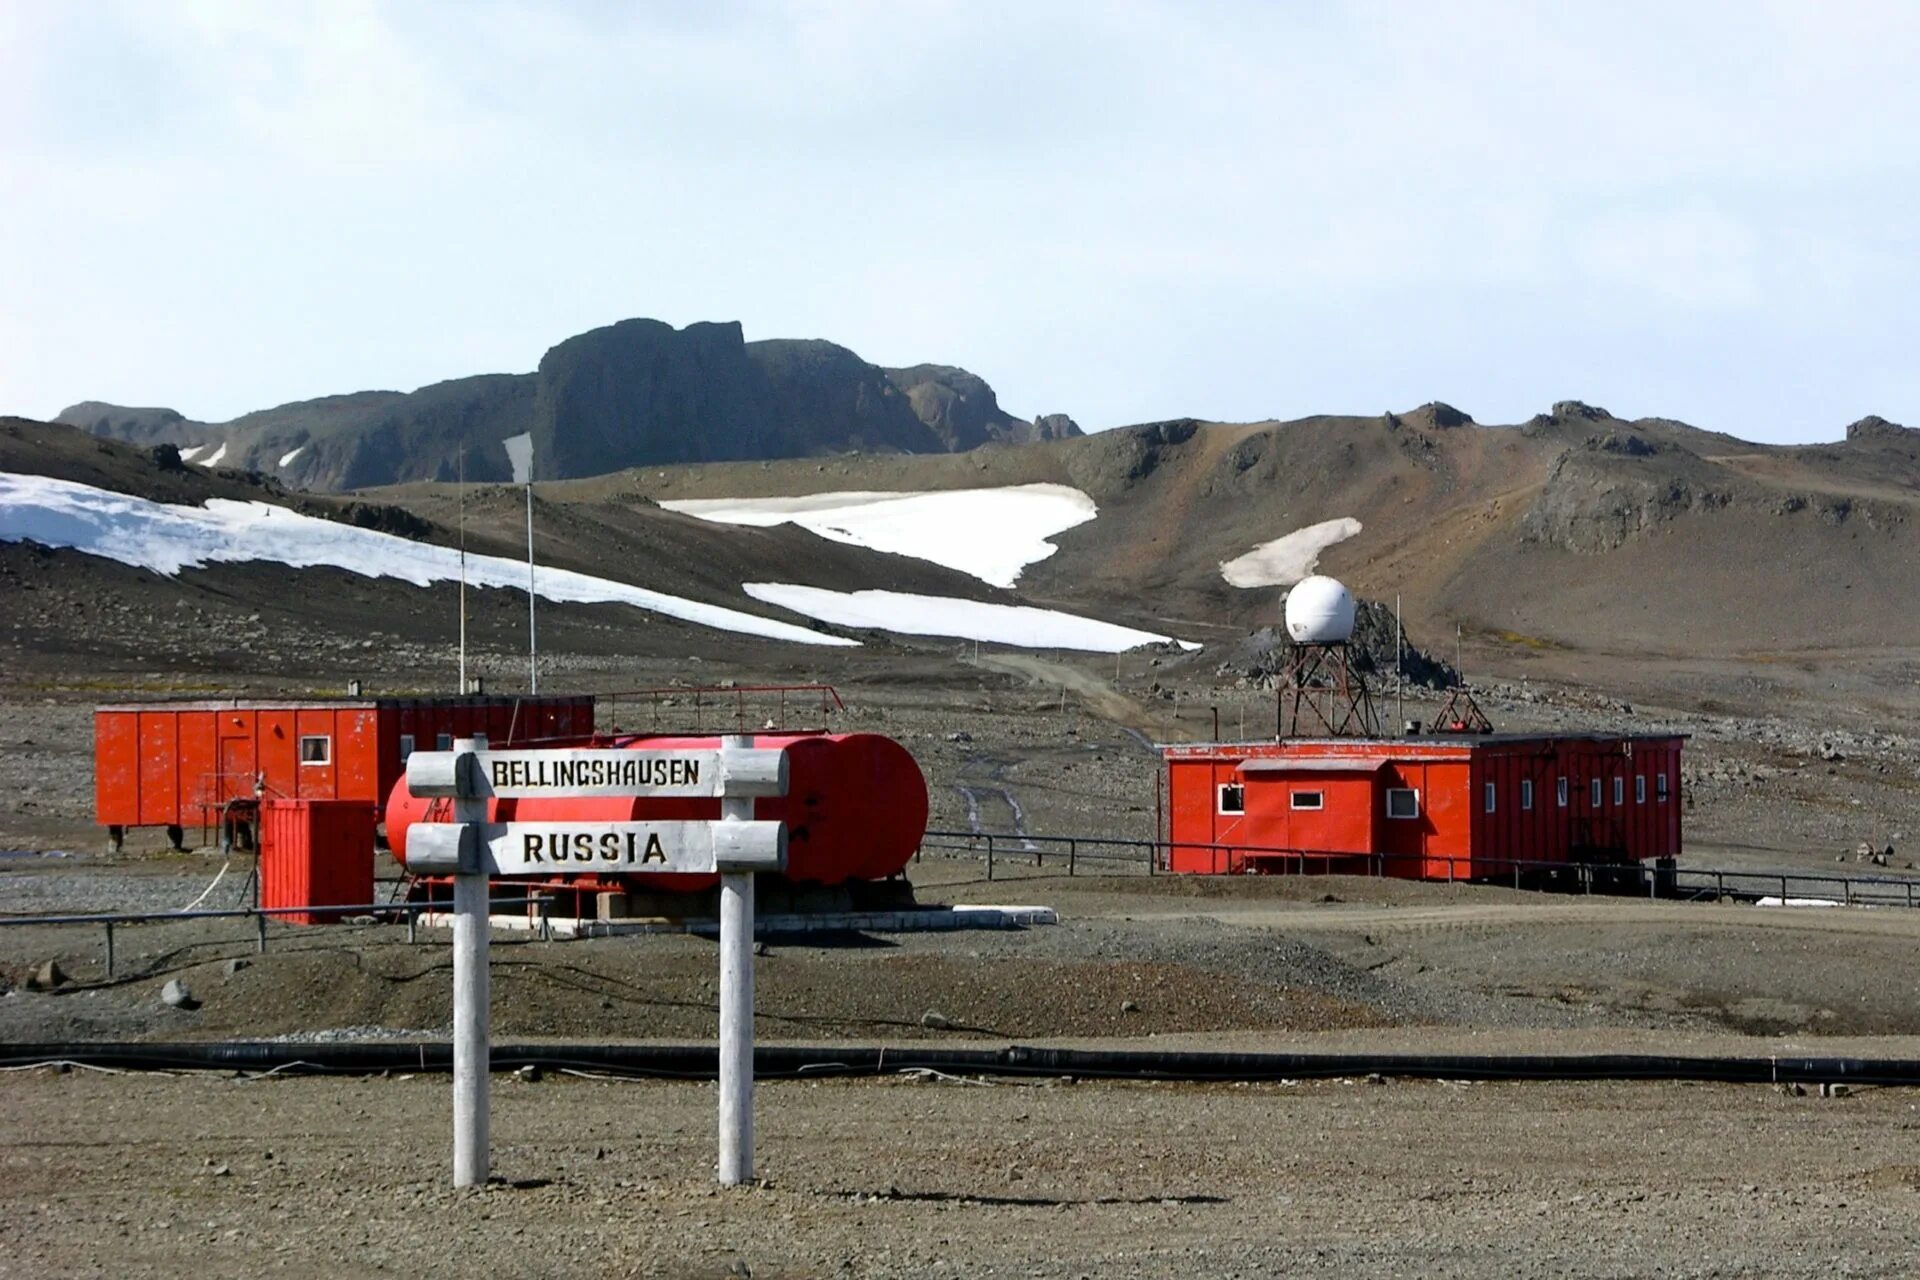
[
  {"left": 916, "top": 828, "right": 1920, "bottom": 908},
  {"left": 0, "top": 895, "right": 556, "bottom": 979}
]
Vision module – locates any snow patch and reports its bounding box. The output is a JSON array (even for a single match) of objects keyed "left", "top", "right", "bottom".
[
  {"left": 1755, "top": 897, "right": 1843, "bottom": 908},
  {"left": 744, "top": 583, "right": 1198, "bottom": 653},
  {"left": 503, "top": 433, "right": 533, "bottom": 485},
  {"left": 277, "top": 446, "right": 305, "bottom": 468},
  {"left": 196, "top": 442, "right": 228, "bottom": 468},
  {"left": 663, "top": 484, "right": 1097, "bottom": 588},
  {"left": 176, "top": 445, "right": 205, "bottom": 462},
  {"left": 1220, "top": 518, "right": 1362, "bottom": 588},
  {"left": 0, "top": 472, "right": 854, "bottom": 648}
]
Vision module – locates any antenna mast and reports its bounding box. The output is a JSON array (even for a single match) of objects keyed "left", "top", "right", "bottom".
[{"left": 458, "top": 445, "right": 467, "bottom": 696}]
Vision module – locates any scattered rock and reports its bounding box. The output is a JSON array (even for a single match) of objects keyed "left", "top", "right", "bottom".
[
  {"left": 25, "top": 959, "right": 67, "bottom": 991},
  {"left": 160, "top": 979, "right": 198, "bottom": 1010},
  {"left": 920, "top": 1010, "right": 951, "bottom": 1030},
  {"left": 222, "top": 958, "right": 249, "bottom": 979},
  {"left": 1120, "top": 1000, "right": 1140, "bottom": 1014},
  {"left": 515, "top": 1064, "right": 543, "bottom": 1083},
  {"left": 1820, "top": 1082, "right": 1853, "bottom": 1099},
  {"left": 945, "top": 731, "right": 972, "bottom": 743}
]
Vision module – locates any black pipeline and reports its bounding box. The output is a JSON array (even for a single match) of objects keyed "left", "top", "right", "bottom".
[{"left": 4, "top": 1042, "right": 1920, "bottom": 1086}]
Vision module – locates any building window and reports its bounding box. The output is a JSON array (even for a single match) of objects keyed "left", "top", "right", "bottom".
[
  {"left": 1386, "top": 788, "right": 1419, "bottom": 820},
  {"left": 1656, "top": 773, "right": 1670, "bottom": 802},
  {"left": 1521, "top": 779, "right": 1534, "bottom": 810},
  {"left": 399, "top": 734, "right": 416, "bottom": 761},
  {"left": 1218, "top": 783, "right": 1245, "bottom": 815},
  {"left": 299, "top": 735, "right": 330, "bottom": 766},
  {"left": 1556, "top": 777, "right": 1568, "bottom": 807},
  {"left": 1613, "top": 777, "right": 1625, "bottom": 806},
  {"left": 1591, "top": 778, "right": 1603, "bottom": 807},
  {"left": 1635, "top": 775, "right": 1646, "bottom": 804},
  {"left": 1291, "top": 790, "right": 1324, "bottom": 811},
  {"left": 436, "top": 733, "right": 453, "bottom": 751},
  {"left": 1484, "top": 782, "right": 1496, "bottom": 813}
]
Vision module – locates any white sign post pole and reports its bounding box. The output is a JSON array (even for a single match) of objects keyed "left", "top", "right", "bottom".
[
  {"left": 450, "top": 737, "right": 490, "bottom": 1189},
  {"left": 403, "top": 737, "right": 787, "bottom": 1189},
  {"left": 717, "top": 733, "right": 756, "bottom": 1187}
]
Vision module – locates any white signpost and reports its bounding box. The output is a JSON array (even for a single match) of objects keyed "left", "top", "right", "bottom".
[{"left": 406, "top": 734, "right": 788, "bottom": 1188}]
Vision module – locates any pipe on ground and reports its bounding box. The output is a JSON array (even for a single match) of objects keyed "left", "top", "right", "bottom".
[{"left": 3, "top": 1043, "right": 1918, "bottom": 1086}]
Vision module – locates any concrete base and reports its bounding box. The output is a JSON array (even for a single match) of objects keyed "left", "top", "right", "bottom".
[{"left": 419, "top": 903, "right": 1058, "bottom": 940}]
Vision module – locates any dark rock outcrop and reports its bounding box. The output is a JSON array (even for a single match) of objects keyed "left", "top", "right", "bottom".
[
  {"left": 60, "top": 319, "right": 1064, "bottom": 490},
  {"left": 1026, "top": 413, "right": 1083, "bottom": 442},
  {"left": 57, "top": 403, "right": 196, "bottom": 444},
  {"left": 750, "top": 340, "right": 938, "bottom": 456},
  {"left": 1521, "top": 438, "right": 1733, "bottom": 553},
  {"left": 1844, "top": 415, "right": 1917, "bottom": 446},
  {"left": 1225, "top": 600, "right": 1458, "bottom": 690},
  {"left": 883, "top": 364, "right": 1022, "bottom": 451}
]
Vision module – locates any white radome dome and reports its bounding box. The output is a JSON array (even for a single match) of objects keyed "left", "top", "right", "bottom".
[{"left": 1284, "top": 575, "right": 1356, "bottom": 643}]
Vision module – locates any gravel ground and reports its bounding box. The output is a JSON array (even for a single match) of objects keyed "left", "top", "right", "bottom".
[{"left": 6, "top": 1069, "right": 1920, "bottom": 1279}]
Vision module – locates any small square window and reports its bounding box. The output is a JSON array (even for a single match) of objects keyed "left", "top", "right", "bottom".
[
  {"left": 436, "top": 733, "right": 453, "bottom": 751},
  {"left": 399, "top": 733, "right": 416, "bottom": 761},
  {"left": 1291, "top": 790, "right": 1324, "bottom": 811},
  {"left": 1386, "top": 788, "right": 1419, "bottom": 820},
  {"left": 1635, "top": 775, "right": 1646, "bottom": 804},
  {"left": 298, "top": 735, "right": 330, "bottom": 765},
  {"left": 1218, "top": 783, "right": 1245, "bottom": 815},
  {"left": 1613, "top": 777, "right": 1625, "bottom": 806},
  {"left": 1521, "top": 779, "right": 1534, "bottom": 811},
  {"left": 1556, "top": 778, "right": 1568, "bottom": 808},
  {"left": 1656, "top": 773, "right": 1670, "bottom": 802},
  {"left": 1591, "top": 778, "right": 1603, "bottom": 807}
]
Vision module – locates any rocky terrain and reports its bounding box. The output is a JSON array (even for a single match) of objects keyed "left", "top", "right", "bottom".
[{"left": 58, "top": 318, "right": 1082, "bottom": 490}]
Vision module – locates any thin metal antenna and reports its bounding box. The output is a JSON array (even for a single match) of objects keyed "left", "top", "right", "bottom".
[
  {"left": 458, "top": 445, "right": 467, "bottom": 696},
  {"left": 526, "top": 479, "right": 538, "bottom": 694},
  {"left": 1396, "top": 593, "right": 1404, "bottom": 733}
]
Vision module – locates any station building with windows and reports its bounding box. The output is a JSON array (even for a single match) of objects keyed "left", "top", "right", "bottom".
[{"left": 1159, "top": 733, "right": 1684, "bottom": 881}]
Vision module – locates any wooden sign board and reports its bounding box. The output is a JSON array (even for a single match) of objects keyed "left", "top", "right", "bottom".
[
  {"left": 407, "top": 818, "right": 784, "bottom": 876},
  {"left": 407, "top": 747, "right": 787, "bottom": 801}
]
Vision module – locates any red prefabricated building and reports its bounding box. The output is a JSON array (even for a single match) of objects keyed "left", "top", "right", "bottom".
[
  {"left": 93, "top": 695, "right": 596, "bottom": 845},
  {"left": 1161, "top": 734, "right": 1684, "bottom": 880}
]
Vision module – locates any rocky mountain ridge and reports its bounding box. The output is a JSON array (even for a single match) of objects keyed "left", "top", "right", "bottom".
[{"left": 58, "top": 319, "right": 1081, "bottom": 492}]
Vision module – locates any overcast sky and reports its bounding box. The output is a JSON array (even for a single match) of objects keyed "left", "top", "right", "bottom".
[{"left": 4, "top": 1, "right": 1916, "bottom": 443}]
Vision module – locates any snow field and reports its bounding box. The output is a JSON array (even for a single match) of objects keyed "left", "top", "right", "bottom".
[
  {"left": 1220, "top": 517, "right": 1362, "bottom": 588},
  {"left": 0, "top": 472, "right": 854, "bottom": 647},
  {"left": 662, "top": 484, "right": 1097, "bottom": 588},
  {"left": 745, "top": 583, "right": 1200, "bottom": 654}
]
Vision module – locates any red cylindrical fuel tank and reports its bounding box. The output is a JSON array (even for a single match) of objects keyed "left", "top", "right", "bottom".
[{"left": 385, "top": 732, "right": 928, "bottom": 890}]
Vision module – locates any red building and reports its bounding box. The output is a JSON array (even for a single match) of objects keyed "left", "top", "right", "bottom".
[
  {"left": 1160, "top": 734, "right": 1683, "bottom": 881},
  {"left": 95, "top": 694, "right": 594, "bottom": 848}
]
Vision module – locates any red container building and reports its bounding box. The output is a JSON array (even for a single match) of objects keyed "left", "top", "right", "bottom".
[
  {"left": 1161, "top": 734, "right": 1683, "bottom": 881},
  {"left": 95, "top": 695, "right": 595, "bottom": 847},
  {"left": 259, "top": 798, "right": 379, "bottom": 924}
]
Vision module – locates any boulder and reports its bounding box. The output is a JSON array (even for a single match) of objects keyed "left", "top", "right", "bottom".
[{"left": 25, "top": 959, "right": 67, "bottom": 991}]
